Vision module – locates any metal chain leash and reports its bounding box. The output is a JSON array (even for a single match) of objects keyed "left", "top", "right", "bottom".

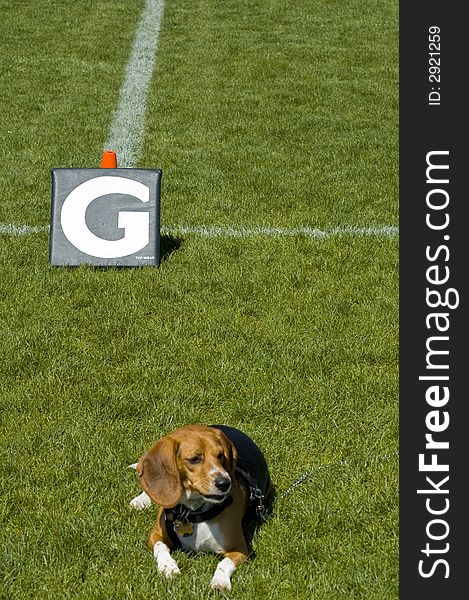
[{"left": 278, "top": 450, "right": 399, "bottom": 501}]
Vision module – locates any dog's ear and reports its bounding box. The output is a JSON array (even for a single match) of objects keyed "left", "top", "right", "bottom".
[
  {"left": 218, "top": 431, "right": 237, "bottom": 477},
  {"left": 137, "top": 436, "right": 182, "bottom": 508}
]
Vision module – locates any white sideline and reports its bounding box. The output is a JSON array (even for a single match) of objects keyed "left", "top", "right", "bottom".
[
  {"left": 104, "top": 0, "right": 165, "bottom": 168},
  {"left": 1, "top": 223, "right": 398, "bottom": 239}
]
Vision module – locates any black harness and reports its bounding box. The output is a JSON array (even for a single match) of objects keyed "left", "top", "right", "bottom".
[{"left": 164, "top": 425, "right": 272, "bottom": 550}]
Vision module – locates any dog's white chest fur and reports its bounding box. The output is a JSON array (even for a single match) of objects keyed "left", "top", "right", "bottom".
[{"left": 177, "top": 521, "right": 225, "bottom": 554}]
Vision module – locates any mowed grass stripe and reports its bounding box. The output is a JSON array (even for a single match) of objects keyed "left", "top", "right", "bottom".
[{"left": 143, "top": 0, "right": 398, "bottom": 230}]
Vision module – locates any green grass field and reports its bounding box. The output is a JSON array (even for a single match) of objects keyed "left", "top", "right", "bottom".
[{"left": 0, "top": 1, "right": 398, "bottom": 598}]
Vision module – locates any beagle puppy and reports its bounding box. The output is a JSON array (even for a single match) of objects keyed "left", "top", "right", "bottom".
[{"left": 129, "top": 424, "right": 272, "bottom": 591}]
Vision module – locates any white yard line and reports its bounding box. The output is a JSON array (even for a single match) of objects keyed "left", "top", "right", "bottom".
[
  {"left": 0, "top": 224, "right": 48, "bottom": 236},
  {"left": 160, "top": 225, "right": 399, "bottom": 238},
  {"left": 104, "top": 0, "right": 165, "bottom": 168},
  {"left": 1, "top": 223, "right": 398, "bottom": 239}
]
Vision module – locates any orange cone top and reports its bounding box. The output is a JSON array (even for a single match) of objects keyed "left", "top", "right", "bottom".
[{"left": 100, "top": 150, "right": 117, "bottom": 168}]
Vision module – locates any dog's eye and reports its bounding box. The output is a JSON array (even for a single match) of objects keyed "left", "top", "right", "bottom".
[
  {"left": 217, "top": 452, "right": 225, "bottom": 461},
  {"left": 187, "top": 456, "right": 202, "bottom": 465}
]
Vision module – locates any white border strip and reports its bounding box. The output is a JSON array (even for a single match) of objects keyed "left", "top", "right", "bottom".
[{"left": 104, "top": 0, "right": 165, "bottom": 168}]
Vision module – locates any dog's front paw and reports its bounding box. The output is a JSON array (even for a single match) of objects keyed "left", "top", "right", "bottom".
[
  {"left": 154, "top": 541, "right": 181, "bottom": 579},
  {"left": 129, "top": 491, "right": 152, "bottom": 510},
  {"left": 160, "top": 558, "right": 181, "bottom": 579},
  {"left": 210, "top": 574, "right": 232, "bottom": 592},
  {"left": 210, "top": 558, "right": 236, "bottom": 592}
]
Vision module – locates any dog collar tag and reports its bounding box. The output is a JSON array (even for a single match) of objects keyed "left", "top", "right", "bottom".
[{"left": 174, "top": 521, "right": 194, "bottom": 536}]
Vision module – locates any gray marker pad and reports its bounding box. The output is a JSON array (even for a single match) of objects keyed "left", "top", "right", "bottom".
[{"left": 49, "top": 169, "right": 161, "bottom": 267}]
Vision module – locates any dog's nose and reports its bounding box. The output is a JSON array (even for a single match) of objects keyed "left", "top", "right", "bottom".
[{"left": 214, "top": 476, "right": 231, "bottom": 492}]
